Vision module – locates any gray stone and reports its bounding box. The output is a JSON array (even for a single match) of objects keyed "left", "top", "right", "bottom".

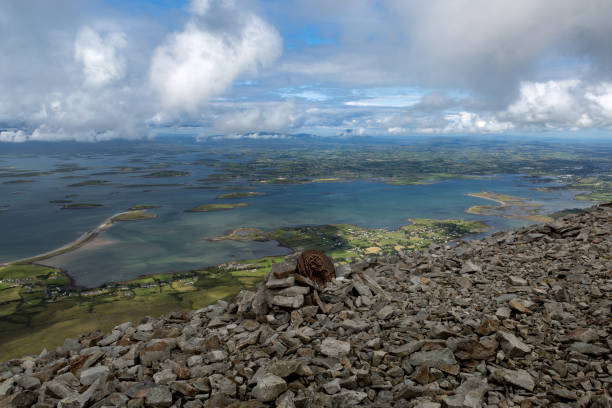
[
  {"left": 272, "top": 294, "right": 304, "bottom": 309},
  {"left": 340, "top": 319, "right": 369, "bottom": 332},
  {"left": 14, "top": 375, "right": 40, "bottom": 390},
  {"left": 441, "top": 376, "right": 488, "bottom": 408},
  {"left": 79, "top": 365, "right": 109, "bottom": 386},
  {"left": 320, "top": 338, "right": 351, "bottom": 358},
  {"left": 46, "top": 380, "right": 74, "bottom": 399},
  {"left": 331, "top": 390, "right": 368, "bottom": 407},
  {"left": 569, "top": 342, "right": 609, "bottom": 356},
  {"left": 497, "top": 331, "right": 532, "bottom": 357},
  {"left": 490, "top": 368, "right": 535, "bottom": 391},
  {"left": 389, "top": 341, "right": 424, "bottom": 357},
  {"left": 252, "top": 374, "right": 287, "bottom": 402},
  {"left": 207, "top": 349, "right": 228, "bottom": 362},
  {"left": 323, "top": 378, "right": 341, "bottom": 395},
  {"left": 270, "top": 260, "right": 297, "bottom": 277},
  {"left": 461, "top": 260, "right": 481, "bottom": 273},
  {"left": 145, "top": 386, "right": 173, "bottom": 408},
  {"left": 277, "top": 286, "right": 310, "bottom": 296},
  {"left": 408, "top": 348, "right": 457, "bottom": 369},
  {"left": 376, "top": 305, "right": 396, "bottom": 319},
  {"left": 209, "top": 373, "right": 237, "bottom": 397},
  {"left": 0, "top": 378, "right": 14, "bottom": 397},
  {"left": 268, "top": 360, "right": 301, "bottom": 378},
  {"left": 266, "top": 275, "right": 295, "bottom": 289},
  {"left": 153, "top": 368, "right": 177, "bottom": 385},
  {"left": 508, "top": 275, "right": 528, "bottom": 286}
]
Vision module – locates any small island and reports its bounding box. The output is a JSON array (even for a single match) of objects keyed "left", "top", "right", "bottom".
[
  {"left": 216, "top": 191, "right": 265, "bottom": 199},
  {"left": 67, "top": 180, "right": 109, "bottom": 187},
  {"left": 111, "top": 210, "right": 157, "bottom": 221},
  {"left": 128, "top": 204, "right": 161, "bottom": 210},
  {"left": 2, "top": 179, "right": 37, "bottom": 185},
  {"left": 49, "top": 199, "right": 73, "bottom": 204},
  {"left": 466, "top": 191, "right": 552, "bottom": 223},
  {"left": 185, "top": 203, "right": 249, "bottom": 212},
  {"left": 144, "top": 170, "right": 190, "bottom": 178},
  {"left": 61, "top": 203, "right": 104, "bottom": 210}
]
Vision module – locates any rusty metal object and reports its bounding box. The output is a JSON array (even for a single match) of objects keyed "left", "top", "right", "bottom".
[{"left": 296, "top": 250, "right": 336, "bottom": 288}]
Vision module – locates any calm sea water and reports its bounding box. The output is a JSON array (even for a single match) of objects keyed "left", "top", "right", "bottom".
[{"left": 0, "top": 150, "right": 592, "bottom": 287}]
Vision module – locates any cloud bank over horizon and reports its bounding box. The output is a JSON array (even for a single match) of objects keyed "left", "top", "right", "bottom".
[{"left": 1, "top": 0, "right": 612, "bottom": 142}]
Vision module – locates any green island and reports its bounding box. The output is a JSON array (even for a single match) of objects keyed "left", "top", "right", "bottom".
[
  {"left": 128, "top": 204, "right": 161, "bottom": 210},
  {"left": 120, "top": 183, "right": 183, "bottom": 188},
  {"left": 67, "top": 180, "right": 109, "bottom": 187},
  {"left": 144, "top": 170, "right": 190, "bottom": 178},
  {"left": 61, "top": 203, "right": 104, "bottom": 210},
  {"left": 212, "top": 218, "right": 489, "bottom": 263},
  {"left": 185, "top": 203, "right": 249, "bottom": 212},
  {"left": 466, "top": 191, "right": 553, "bottom": 223},
  {"left": 49, "top": 199, "right": 73, "bottom": 204},
  {"left": 110, "top": 210, "right": 157, "bottom": 221},
  {"left": 2, "top": 179, "right": 37, "bottom": 184},
  {"left": 216, "top": 191, "right": 266, "bottom": 199}
]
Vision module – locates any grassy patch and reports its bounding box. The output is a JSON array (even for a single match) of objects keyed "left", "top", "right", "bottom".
[{"left": 0, "top": 287, "right": 21, "bottom": 303}]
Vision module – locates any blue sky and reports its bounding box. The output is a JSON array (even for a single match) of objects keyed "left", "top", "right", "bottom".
[{"left": 1, "top": 0, "right": 612, "bottom": 142}]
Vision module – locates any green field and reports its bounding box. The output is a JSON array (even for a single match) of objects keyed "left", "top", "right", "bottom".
[{"left": 0, "top": 256, "right": 283, "bottom": 361}]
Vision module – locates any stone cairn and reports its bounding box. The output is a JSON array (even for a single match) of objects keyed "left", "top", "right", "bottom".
[{"left": 1, "top": 203, "right": 611, "bottom": 408}]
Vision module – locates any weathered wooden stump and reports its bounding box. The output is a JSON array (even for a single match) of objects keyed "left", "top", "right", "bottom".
[{"left": 296, "top": 250, "right": 336, "bottom": 288}]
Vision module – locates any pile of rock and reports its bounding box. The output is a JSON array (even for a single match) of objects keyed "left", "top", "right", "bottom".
[{"left": 1, "top": 203, "right": 611, "bottom": 408}]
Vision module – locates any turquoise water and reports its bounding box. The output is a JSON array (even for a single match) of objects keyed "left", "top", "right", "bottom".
[{"left": 0, "top": 151, "right": 592, "bottom": 287}]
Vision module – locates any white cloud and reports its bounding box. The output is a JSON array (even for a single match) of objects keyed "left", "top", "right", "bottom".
[
  {"left": 0, "top": 130, "right": 28, "bottom": 143},
  {"left": 212, "top": 100, "right": 299, "bottom": 133},
  {"left": 74, "top": 27, "right": 126, "bottom": 87},
  {"left": 149, "top": 0, "right": 282, "bottom": 113},
  {"left": 507, "top": 80, "right": 581, "bottom": 124},
  {"left": 345, "top": 95, "right": 421, "bottom": 108},
  {"left": 443, "top": 112, "right": 514, "bottom": 133}
]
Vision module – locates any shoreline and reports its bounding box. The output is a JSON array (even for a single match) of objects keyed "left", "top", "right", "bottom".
[
  {"left": 1, "top": 211, "right": 137, "bottom": 267},
  {"left": 467, "top": 192, "right": 508, "bottom": 206}
]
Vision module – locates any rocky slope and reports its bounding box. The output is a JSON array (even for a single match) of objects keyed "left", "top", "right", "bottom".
[{"left": 1, "top": 204, "right": 611, "bottom": 408}]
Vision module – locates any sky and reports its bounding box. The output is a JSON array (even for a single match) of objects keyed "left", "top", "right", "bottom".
[{"left": 1, "top": 0, "right": 612, "bottom": 142}]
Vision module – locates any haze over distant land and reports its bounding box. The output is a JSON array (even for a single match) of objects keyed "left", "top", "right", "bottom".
[{"left": 1, "top": 0, "right": 612, "bottom": 142}]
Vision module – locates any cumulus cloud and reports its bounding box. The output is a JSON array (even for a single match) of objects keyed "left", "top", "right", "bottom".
[
  {"left": 212, "top": 100, "right": 299, "bottom": 133},
  {"left": 150, "top": 0, "right": 282, "bottom": 113},
  {"left": 74, "top": 27, "right": 127, "bottom": 87},
  {"left": 443, "top": 112, "right": 514, "bottom": 133}
]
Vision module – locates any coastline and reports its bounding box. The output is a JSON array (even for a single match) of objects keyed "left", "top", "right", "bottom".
[
  {"left": 1, "top": 211, "right": 137, "bottom": 267},
  {"left": 467, "top": 192, "right": 508, "bottom": 206}
]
